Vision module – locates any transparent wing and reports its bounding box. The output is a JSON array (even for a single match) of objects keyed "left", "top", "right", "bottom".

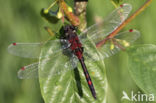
[
  {"left": 82, "top": 29, "right": 140, "bottom": 61},
  {"left": 17, "top": 40, "right": 78, "bottom": 79},
  {"left": 18, "top": 53, "right": 78, "bottom": 79},
  {"left": 80, "top": 4, "right": 132, "bottom": 44},
  {"left": 8, "top": 39, "right": 70, "bottom": 58},
  {"left": 18, "top": 62, "right": 39, "bottom": 79},
  {"left": 82, "top": 38, "right": 103, "bottom": 62},
  {"left": 39, "top": 41, "right": 78, "bottom": 78},
  {"left": 98, "top": 29, "right": 140, "bottom": 59}
]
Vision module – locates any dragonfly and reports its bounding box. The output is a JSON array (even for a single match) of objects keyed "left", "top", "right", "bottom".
[{"left": 8, "top": 4, "right": 140, "bottom": 99}]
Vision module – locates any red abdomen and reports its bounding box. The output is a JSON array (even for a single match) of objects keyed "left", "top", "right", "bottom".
[{"left": 68, "top": 35, "right": 83, "bottom": 59}]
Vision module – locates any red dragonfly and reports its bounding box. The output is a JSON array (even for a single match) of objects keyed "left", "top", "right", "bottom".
[{"left": 8, "top": 4, "right": 140, "bottom": 99}]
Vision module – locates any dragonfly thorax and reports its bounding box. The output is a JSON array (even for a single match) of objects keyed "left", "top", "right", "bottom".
[{"left": 62, "top": 25, "right": 83, "bottom": 59}]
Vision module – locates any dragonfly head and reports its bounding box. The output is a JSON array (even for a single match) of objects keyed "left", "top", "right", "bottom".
[{"left": 63, "top": 25, "right": 77, "bottom": 36}]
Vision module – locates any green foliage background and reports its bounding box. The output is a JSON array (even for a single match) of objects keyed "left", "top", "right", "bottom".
[{"left": 0, "top": 0, "right": 156, "bottom": 103}]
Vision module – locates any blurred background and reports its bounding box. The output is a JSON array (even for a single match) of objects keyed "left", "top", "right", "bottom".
[{"left": 0, "top": 0, "right": 155, "bottom": 103}]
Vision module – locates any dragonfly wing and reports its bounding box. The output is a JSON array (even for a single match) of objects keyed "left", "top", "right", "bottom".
[
  {"left": 98, "top": 29, "right": 140, "bottom": 59},
  {"left": 18, "top": 53, "right": 78, "bottom": 79},
  {"left": 115, "top": 29, "right": 140, "bottom": 43},
  {"left": 8, "top": 43, "right": 42, "bottom": 58},
  {"left": 8, "top": 39, "right": 70, "bottom": 58},
  {"left": 18, "top": 62, "right": 39, "bottom": 79},
  {"left": 17, "top": 40, "right": 77, "bottom": 79},
  {"left": 82, "top": 29, "right": 140, "bottom": 61},
  {"left": 80, "top": 4, "right": 132, "bottom": 44},
  {"left": 39, "top": 41, "right": 78, "bottom": 78},
  {"left": 82, "top": 38, "right": 103, "bottom": 62}
]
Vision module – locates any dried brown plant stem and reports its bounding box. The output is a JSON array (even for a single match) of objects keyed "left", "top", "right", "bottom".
[{"left": 74, "top": 0, "right": 88, "bottom": 31}]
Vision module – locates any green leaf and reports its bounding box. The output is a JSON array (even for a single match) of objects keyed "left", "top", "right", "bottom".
[
  {"left": 39, "top": 38, "right": 107, "bottom": 103},
  {"left": 127, "top": 44, "right": 156, "bottom": 95}
]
